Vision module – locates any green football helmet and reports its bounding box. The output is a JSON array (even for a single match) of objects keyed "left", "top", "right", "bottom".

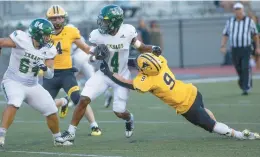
[
  {"left": 28, "top": 18, "right": 55, "bottom": 47},
  {"left": 97, "top": 5, "right": 124, "bottom": 34}
]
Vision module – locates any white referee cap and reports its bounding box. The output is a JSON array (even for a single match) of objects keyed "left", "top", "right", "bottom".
[{"left": 233, "top": 2, "right": 244, "bottom": 9}]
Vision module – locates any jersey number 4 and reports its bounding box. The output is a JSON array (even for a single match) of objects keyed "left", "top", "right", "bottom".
[
  {"left": 111, "top": 52, "right": 119, "bottom": 73},
  {"left": 56, "top": 41, "right": 63, "bottom": 54},
  {"left": 19, "top": 58, "right": 39, "bottom": 76},
  {"left": 163, "top": 73, "right": 175, "bottom": 90}
]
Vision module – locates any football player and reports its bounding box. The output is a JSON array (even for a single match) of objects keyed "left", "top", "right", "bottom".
[
  {"left": 59, "top": 5, "right": 161, "bottom": 143},
  {"left": 44, "top": 5, "right": 101, "bottom": 136},
  {"left": 99, "top": 49, "right": 260, "bottom": 140},
  {"left": 0, "top": 19, "right": 72, "bottom": 146},
  {"left": 70, "top": 32, "right": 113, "bottom": 108}
]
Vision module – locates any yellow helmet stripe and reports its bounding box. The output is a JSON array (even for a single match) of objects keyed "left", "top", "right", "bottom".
[
  {"left": 144, "top": 53, "right": 162, "bottom": 69},
  {"left": 140, "top": 55, "right": 160, "bottom": 72}
]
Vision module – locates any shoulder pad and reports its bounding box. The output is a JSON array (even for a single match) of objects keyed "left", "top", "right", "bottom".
[
  {"left": 45, "top": 46, "right": 57, "bottom": 59},
  {"left": 122, "top": 24, "right": 137, "bottom": 40},
  {"left": 9, "top": 30, "right": 29, "bottom": 49},
  {"left": 89, "top": 29, "right": 102, "bottom": 45}
]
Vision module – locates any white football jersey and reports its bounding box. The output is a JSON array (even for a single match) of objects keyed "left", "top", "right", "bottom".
[
  {"left": 3, "top": 30, "right": 57, "bottom": 86},
  {"left": 89, "top": 24, "right": 137, "bottom": 75}
]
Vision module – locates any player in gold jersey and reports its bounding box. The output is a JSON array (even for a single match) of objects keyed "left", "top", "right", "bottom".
[
  {"left": 100, "top": 47, "right": 260, "bottom": 140},
  {"left": 43, "top": 5, "right": 101, "bottom": 136}
]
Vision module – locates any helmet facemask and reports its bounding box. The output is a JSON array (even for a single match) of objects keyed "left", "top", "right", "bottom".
[
  {"left": 97, "top": 16, "right": 115, "bottom": 34},
  {"left": 48, "top": 16, "right": 65, "bottom": 30}
]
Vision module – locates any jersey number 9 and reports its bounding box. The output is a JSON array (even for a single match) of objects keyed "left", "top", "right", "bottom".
[{"left": 163, "top": 73, "right": 175, "bottom": 90}]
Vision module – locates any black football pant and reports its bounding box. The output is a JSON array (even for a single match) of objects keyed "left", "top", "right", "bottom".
[
  {"left": 43, "top": 68, "right": 80, "bottom": 105},
  {"left": 231, "top": 47, "right": 252, "bottom": 91}
]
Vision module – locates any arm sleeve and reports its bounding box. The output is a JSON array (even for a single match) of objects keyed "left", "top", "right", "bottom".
[
  {"left": 133, "top": 73, "right": 153, "bottom": 93},
  {"left": 109, "top": 75, "right": 135, "bottom": 90},
  {"left": 222, "top": 19, "right": 230, "bottom": 36}
]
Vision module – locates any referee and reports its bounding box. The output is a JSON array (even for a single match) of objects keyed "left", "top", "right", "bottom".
[{"left": 221, "top": 2, "right": 260, "bottom": 95}]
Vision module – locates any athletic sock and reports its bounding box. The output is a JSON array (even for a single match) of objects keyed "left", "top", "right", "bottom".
[
  {"left": 68, "top": 125, "right": 77, "bottom": 134},
  {"left": 90, "top": 122, "right": 98, "bottom": 129},
  {"left": 53, "top": 132, "right": 61, "bottom": 139},
  {"left": 213, "top": 122, "right": 244, "bottom": 139},
  {"left": 61, "top": 97, "right": 68, "bottom": 107},
  {"left": 0, "top": 128, "right": 6, "bottom": 136}
]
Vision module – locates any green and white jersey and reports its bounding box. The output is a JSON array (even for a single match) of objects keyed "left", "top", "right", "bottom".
[
  {"left": 3, "top": 30, "right": 57, "bottom": 86},
  {"left": 89, "top": 24, "right": 137, "bottom": 75}
]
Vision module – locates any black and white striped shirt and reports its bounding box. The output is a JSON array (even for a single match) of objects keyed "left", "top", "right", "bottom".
[{"left": 223, "top": 16, "right": 258, "bottom": 48}]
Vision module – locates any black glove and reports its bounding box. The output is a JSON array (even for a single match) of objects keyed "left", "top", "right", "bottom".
[
  {"left": 100, "top": 60, "right": 113, "bottom": 76},
  {"left": 34, "top": 60, "right": 47, "bottom": 71},
  {"left": 152, "top": 46, "right": 162, "bottom": 56},
  {"left": 94, "top": 44, "right": 109, "bottom": 60}
]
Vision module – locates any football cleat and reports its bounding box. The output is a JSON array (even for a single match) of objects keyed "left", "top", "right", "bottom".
[
  {"left": 125, "top": 114, "right": 134, "bottom": 138},
  {"left": 60, "top": 131, "right": 75, "bottom": 143},
  {"left": 59, "top": 97, "right": 69, "bottom": 118},
  {"left": 104, "top": 95, "right": 113, "bottom": 108},
  {"left": 242, "top": 129, "right": 260, "bottom": 140},
  {"left": 0, "top": 136, "right": 5, "bottom": 147},
  {"left": 90, "top": 127, "right": 102, "bottom": 136},
  {"left": 54, "top": 137, "right": 73, "bottom": 146}
]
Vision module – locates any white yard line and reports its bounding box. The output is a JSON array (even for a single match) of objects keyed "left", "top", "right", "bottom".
[
  {"left": 184, "top": 75, "right": 260, "bottom": 83},
  {"left": 0, "top": 150, "right": 122, "bottom": 157},
  {"left": 12, "top": 120, "right": 260, "bottom": 125}
]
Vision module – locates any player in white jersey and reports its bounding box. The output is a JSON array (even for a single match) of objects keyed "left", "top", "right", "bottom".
[
  {"left": 0, "top": 19, "right": 72, "bottom": 146},
  {"left": 60, "top": 5, "right": 161, "bottom": 143},
  {"left": 70, "top": 34, "right": 113, "bottom": 108}
]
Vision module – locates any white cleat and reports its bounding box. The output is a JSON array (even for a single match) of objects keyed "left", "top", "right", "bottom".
[
  {"left": 60, "top": 131, "right": 76, "bottom": 143},
  {"left": 54, "top": 137, "right": 73, "bottom": 146},
  {"left": 0, "top": 136, "right": 5, "bottom": 147},
  {"left": 242, "top": 129, "right": 260, "bottom": 140},
  {"left": 125, "top": 114, "right": 134, "bottom": 138}
]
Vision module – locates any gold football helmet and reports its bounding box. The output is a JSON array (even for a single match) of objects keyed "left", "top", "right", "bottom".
[
  {"left": 136, "top": 53, "right": 162, "bottom": 76},
  {"left": 46, "top": 5, "right": 68, "bottom": 29}
]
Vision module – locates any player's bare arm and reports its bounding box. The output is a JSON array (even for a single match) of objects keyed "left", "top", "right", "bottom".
[
  {"left": 131, "top": 37, "right": 162, "bottom": 56},
  {"left": 0, "top": 37, "right": 16, "bottom": 48},
  {"left": 74, "top": 39, "right": 90, "bottom": 54}
]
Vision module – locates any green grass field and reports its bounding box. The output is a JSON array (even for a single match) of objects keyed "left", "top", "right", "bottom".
[{"left": 0, "top": 79, "right": 260, "bottom": 157}]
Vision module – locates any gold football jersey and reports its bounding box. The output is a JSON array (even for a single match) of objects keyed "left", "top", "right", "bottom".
[
  {"left": 51, "top": 25, "right": 81, "bottom": 69},
  {"left": 133, "top": 56, "right": 197, "bottom": 114}
]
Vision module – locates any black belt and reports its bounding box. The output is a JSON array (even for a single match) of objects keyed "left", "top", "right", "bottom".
[
  {"left": 54, "top": 67, "right": 78, "bottom": 73},
  {"left": 232, "top": 46, "right": 251, "bottom": 49}
]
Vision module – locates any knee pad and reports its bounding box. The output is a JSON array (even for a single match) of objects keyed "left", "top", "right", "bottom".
[{"left": 70, "top": 91, "right": 80, "bottom": 105}]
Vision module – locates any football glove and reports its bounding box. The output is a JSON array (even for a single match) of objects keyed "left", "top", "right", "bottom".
[
  {"left": 34, "top": 60, "right": 47, "bottom": 71},
  {"left": 152, "top": 46, "right": 162, "bottom": 56},
  {"left": 100, "top": 60, "right": 113, "bottom": 76},
  {"left": 94, "top": 44, "right": 109, "bottom": 60}
]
